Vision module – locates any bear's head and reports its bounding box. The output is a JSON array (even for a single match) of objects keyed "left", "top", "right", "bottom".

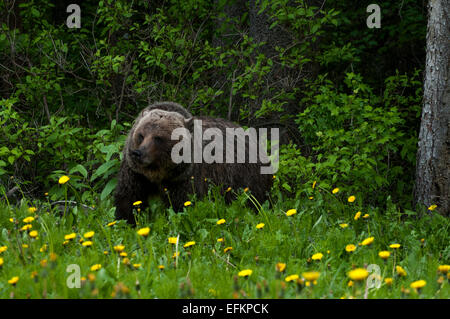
[{"left": 126, "top": 108, "right": 192, "bottom": 183}]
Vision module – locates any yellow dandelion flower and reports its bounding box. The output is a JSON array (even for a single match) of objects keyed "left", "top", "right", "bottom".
[
  {"left": 183, "top": 241, "right": 196, "bottom": 248},
  {"left": 243, "top": 187, "right": 249, "bottom": 193},
  {"left": 114, "top": 245, "right": 125, "bottom": 252},
  {"left": 133, "top": 264, "right": 141, "bottom": 269},
  {"left": 384, "top": 278, "right": 393, "bottom": 285},
  {"left": 122, "top": 257, "right": 130, "bottom": 265},
  {"left": 437, "top": 265, "right": 450, "bottom": 274},
  {"left": 302, "top": 271, "right": 320, "bottom": 282},
  {"left": 29, "top": 230, "right": 38, "bottom": 238},
  {"left": 184, "top": 201, "right": 192, "bottom": 207},
  {"left": 216, "top": 219, "right": 226, "bottom": 225},
  {"left": 217, "top": 238, "right": 224, "bottom": 242},
  {"left": 286, "top": 209, "right": 297, "bottom": 216},
  {"left": 39, "top": 244, "right": 47, "bottom": 252},
  {"left": 103, "top": 251, "right": 109, "bottom": 255},
  {"left": 64, "top": 233, "right": 76, "bottom": 241},
  {"left": 119, "top": 252, "right": 128, "bottom": 257},
  {"left": 378, "top": 251, "right": 390, "bottom": 259},
  {"left": 276, "top": 263, "right": 286, "bottom": 272},
  {"left": 40, "top": 259, "right": 47, "bottom": 268},
  {"left": 311, "top": 253, "right": 323, "bottom": 261},
  {"left": 389, "top": 243, "right": 401, "bottom": 249},
  {"left": 58, "top": 175, "right": 70, "bottom": 184},
  {"left": 348, "top": 196, "right": 356, "bottom": 203},
  {"left": 107, "top": 221, "right": 117, "bottom": 227},
  {"left": 332, "top": 188, "right": 339, "bottom": 194},
  {"left": 348, "top": 280, "right": 354, "bottom": 287},
  {"left": 90, "top": 264, "right": 101, "bottom": 271},
  {"left": 82, "top": 241, "right": 93, "bottom": 247},
  {"left": 226, "top": 187, "right": 232, "bottom": 192},
  {"left": 410, "top": 280, "right": 426, "bottom": 289},
  {"left": 348, "top": 268, "right": 369, "bottom": 281},
  {"left": 0, "top": 257, "right": 3, "bottom": 267},
  {"left": 427, "top": 204, "right": 437, "bottom": 211},
  {"left": 8, "top": 276, "right": 19, "bottom": 285},
  {"left": 133, "top": 200, "right": 142, "bottom": 206},
  {"left": 256, "top": 223, "right": 265, "bottom": 229},
  {"left": 312, "top": 181, "right": 317, "bottom": 189},
  {"left": 0, "top": 246, "right": 7, "bottom": 254},
  {"left": 360, "top": 237, "right": 374, "bottom": 246},
  {"left": 285, "top": 274, "right": 299, "bottom": 282},
  {"left": 23, "top": 216, "right": 35, "bottom": 223},
  {"left": 362, "top": 214, "right": 369, "bottom": 219},
  {"left": 224, "top": 247, "right": 233, "bottom": 253},
  {"left": 20, "top": 224, "right": 33, "bottom": 231},
  {"left": 339, "top": 223, "right": 349, "bottom": 228},
  {"left": 62, "top": 240, "right": 69, "bottom": 246},
  {"left": 28, "top": 207, "right": 37, "bottom": 214},
  {"left": 158, "top": 265, "right": 165, "bottom": 270},
  {"left": 354, "top": 211, "right": 361, "bottom": 220},
  {"left": 396, "top": 265, "right": 407, "bottom": 277},
  {"left": 168, "top": 237, "right": 178, "bottom": 244},
  {"left": 83, "top": 231, "right": 95, "bottom": 239},
  {"left": 345, "top": 244, "right": 356, "bottom": 252},
  {"left": 22, "top": 244, "right": 29, "bottom": 249},
  {"left": 238, "top": 269, "right": 253, "bottom": 277},
  {"left": 137, "top": 227, "right": 150, "bottom": 237}
]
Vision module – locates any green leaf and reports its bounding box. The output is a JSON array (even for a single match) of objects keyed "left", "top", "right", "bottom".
[{"left": 101, "top": 178, "right": 117, "bottom": 201}]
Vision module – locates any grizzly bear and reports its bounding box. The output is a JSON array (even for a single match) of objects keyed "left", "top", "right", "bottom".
[{"left": 114, "top": 101, "right": 273, "bottom": 224}]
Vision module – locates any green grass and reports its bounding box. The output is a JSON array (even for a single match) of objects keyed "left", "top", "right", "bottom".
[{"left": 0, "top": 184, "right": 449, "bottom": 299}]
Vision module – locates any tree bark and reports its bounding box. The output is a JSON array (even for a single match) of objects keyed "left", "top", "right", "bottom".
[{"left": 414, "top": 0, "right": 450, "bottom": 215}]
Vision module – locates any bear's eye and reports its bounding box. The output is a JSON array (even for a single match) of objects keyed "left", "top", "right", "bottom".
[{"left": 137, "top": 133, "right": 144, "bottom": 144}]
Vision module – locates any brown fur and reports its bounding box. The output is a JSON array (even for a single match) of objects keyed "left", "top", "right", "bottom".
[{"left": 114, "top": 102, "right": 273, "bottom": 224}]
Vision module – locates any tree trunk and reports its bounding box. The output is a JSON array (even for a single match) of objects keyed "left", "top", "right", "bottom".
[{"left": 414, "top": 0, "right": 450, "bottom": 215}]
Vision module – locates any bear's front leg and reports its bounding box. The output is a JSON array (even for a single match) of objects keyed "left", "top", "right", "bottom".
[{"left": 114, "top": 160, "right": 157, "bottom": 225}]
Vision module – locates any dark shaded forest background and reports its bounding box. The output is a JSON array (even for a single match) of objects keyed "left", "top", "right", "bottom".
[{"left": 0, "top": 0, "right": 427, "bottom": 211}]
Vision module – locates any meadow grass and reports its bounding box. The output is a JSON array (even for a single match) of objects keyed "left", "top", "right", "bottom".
[{"left": 0, "top": 183, "right": 449, "bottom": 299}]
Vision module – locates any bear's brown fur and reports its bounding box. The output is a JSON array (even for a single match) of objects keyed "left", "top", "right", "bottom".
[{"left": 114, "top": 101, "right": 273, "bottom": 224}]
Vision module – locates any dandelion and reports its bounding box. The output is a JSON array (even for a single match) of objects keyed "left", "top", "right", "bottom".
[
  {"left": 114, "top": 245, "right": 125, "bottom": 252},
  {"left": 238, "top": 269, "right": 253, "bottom": 277},
  {"left": 184, "top": 201, "right": 192, "bottom": 207},
  {"left": 82, "top": 241, "right": 93, "bottom": 247},
  {"left": 226, "top": 187, "right": 232, "bottom": 192},
  {"left": 29, "top": 230, "right": 38, "bottom": 238},
  {"left": 256, "top": 223, "right": 265, "bottom": 229},
  {"left": 362, "top": 214, "right": 369, "bottom": 219},
  {"left": 339, "top": 223, "right": 348, "bottom": 228},
  {"left": 122, "top": 258, "right": 130, "bottom": 265},
  {"left": 286, "top": 209, "right": 297, "bottom": 216},
  {"left": 348, "top": 268, "right": 369, "bottom": 281},
  {"left": 137, "top": 227, "right": 150, "bottom": 237},
  {"left": 107, "top": 221, "right": 117, "bottom": 227},
  {"left": 103, "top": 251, "right": 109, "bottom": 255},
  {"left": 172, "top": 252, "right": 180, "bottom": 259},
  {"left": 84, "top": 231, "right": 95, "bottom": 239},
  {"left": 396, "top": 266, "right": 407, "bottom": 277},
  {"left": 354, "top": 211, "right": 361, "bottom": 220},
  {"left": 348, "top": 196, "right": 356, "bottom": 203},
  {"left": 311, "top": 253, "right": 323, "bottom": 261},
  {"left": 59, "top": 175, "right": 70, "bottom": 184},
  {"left": 64, "top": 233, "right": 76, "bottom": 241},
  {"left": 437, "top": 265, "right": 450, "bottom": 274},
  {"left": 184, "top": 241, "right": 196, "bottom": 248},
  {"left": 8, "top": 276, "right": 19, "bottom": 285},
  {"left": 389, "top": 243, "right": 401, "bottom": 249},
  {"left": 312, "top": 181, "right": 317, "bottom": 189},
  {"left": 0, "top": 257, "right": 3, "bottom": 267},
  {"left": 120, "top": 252, "right": 128, "bottom": 257},
  {"left": 410, "top": 280, "right": 426, "bottom": 289},
  {"left": 384, "top": 278, "right": 393, "bottom": 286},
  {"left": 360, "top": 237, "right": 374, "bottom": 246},
  {"left": 332, "top": 188, "right": 339, "bottom": 194},
  {"left": 158, "top": 265, "right": 165, "bottom": 270},
  {"left": 378, "top": 251, "right": 390, "bottom": 259},
  {"left": 133, "top": 201, "right": 142, "bottom": 206},
  {"left": 168, "top": 237, "right": 178, "bottom": 244},
  {"left": 345, "top": 244, "right": 356, "bottom": 252},
  {"left": 20, "top": 224, "right": 32, "bottom": 231},
  {"left": 224, "top": 247, "right": 233, "bottom": 253},
  {"left": 302, "top": 271, "right": 320, "bottom": 282},
  {"left": 90, "top": 264, "right": 102, "bottom": 271},
  {"left": 39, "top": 244, "right": 47, "bottom": 252},
  {"left": 133, "top": 264, "right": 141, "bottom": 269},
  {"left": 217, "top": 238, "right": 224, "bottom": 242},
  {"left": 216, "top": 219, "right": 226, "bottom": 225},
  {"left": 62, "top": 240, "right": 69, "bottom": 246},
  {"left": 309, "top": 196, "right": 313, "bottom": 200},
  {"left": 276, "top": 263, "right": 286, "bottom": 272},
  {"left": 23, "top": 216, "right": 35, "bottom": 223},
  {"left": 285, "top": 274, "right": 299, "bottom": 282},
  {"left": 28, "top": 207, "right": 37, "bottom": 214},
  {"left": 427, "top": 204, "right": 437, "bottom": 211},
  {"left": 243, "top": 187, "right": 249, "bottom": 192},
  {"left": 348, "top": 280, "right": 354, "bottom": 287}
]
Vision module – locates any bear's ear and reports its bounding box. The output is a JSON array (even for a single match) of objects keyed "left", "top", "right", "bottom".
[{"left": 184, "top": 117, "right": 194, "bottom": 127}]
